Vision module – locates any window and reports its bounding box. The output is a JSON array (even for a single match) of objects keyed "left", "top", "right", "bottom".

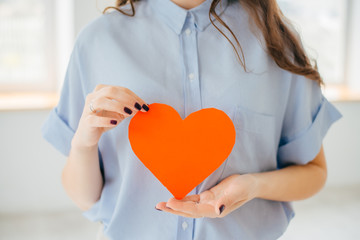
[
  {"left": 0, "top": 0, "right": 74, "bottom": 110},
  {"left": 0, "top": 0, "right": 73, "bottom": 93},
  {"left": 0, "top": 0, "right": 53, "bottom": 92},
  {"left": 278, "top": 0, "right": 360, "bottom": 100},
  {"left": 0, "top": 0, "right": 358, "bottom": 110},
  {"left": 278, "top": 0, "right": 346, "bottom": 84}
]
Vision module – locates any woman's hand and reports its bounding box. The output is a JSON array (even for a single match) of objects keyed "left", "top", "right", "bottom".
[
  {"left": 72, "top": 84, "right": 149, "bottom": 149},
  {"left": 155, "top": 174, "right": 258, "bottom": 218},
  {"left": 154, "top": 146, "right": 327, "bottom": 218}
]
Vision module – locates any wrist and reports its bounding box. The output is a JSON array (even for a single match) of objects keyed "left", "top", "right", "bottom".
[
  {"left": 71, "top": 132, "right": 98, "bottom": 151},
  {"left": 245, "top": 173, "right": 263, "bottom": 199}
]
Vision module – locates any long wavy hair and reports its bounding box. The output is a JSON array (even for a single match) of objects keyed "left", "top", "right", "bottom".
[{"left": 103, "top": 0, "right": 323, "bottom": 85}]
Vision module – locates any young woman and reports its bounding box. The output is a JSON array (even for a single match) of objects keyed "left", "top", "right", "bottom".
[{"left": 42, "top": 0, "right": 342, "bottom": 239}]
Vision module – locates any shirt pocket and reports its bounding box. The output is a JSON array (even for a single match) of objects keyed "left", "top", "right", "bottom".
[{"left": 219, "top": 105, "right": 277, "bottom": 178}]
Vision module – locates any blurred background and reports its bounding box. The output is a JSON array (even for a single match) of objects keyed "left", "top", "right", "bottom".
[{"left": 0, "top": 0, "right": 359, "bottom": 239}]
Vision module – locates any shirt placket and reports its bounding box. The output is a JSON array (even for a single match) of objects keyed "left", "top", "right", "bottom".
[
  {"left": 177, "top": 11, "right": 202, "bottom": 240},
  {"left": 182, "top": 12, "right": 202, "bottom": 117}
]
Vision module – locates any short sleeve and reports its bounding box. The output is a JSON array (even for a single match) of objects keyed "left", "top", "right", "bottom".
[
  {"left": 41, "top": 42, "right": 86, "bottom": 156},
  {"left": 277, "top": 75, "right": 342, "bottom": 168}
]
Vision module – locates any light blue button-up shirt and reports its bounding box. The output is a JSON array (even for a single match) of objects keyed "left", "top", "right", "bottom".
[{"left": 42, "top": 0, "right": 342, "bottom": 239}]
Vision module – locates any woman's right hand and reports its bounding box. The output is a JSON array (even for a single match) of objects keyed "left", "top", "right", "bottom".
[{"left": 72, "top": 84, "right": 149, "bottom": 149}]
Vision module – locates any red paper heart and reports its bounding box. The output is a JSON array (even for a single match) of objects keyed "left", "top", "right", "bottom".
[{"left": 128, "top": 103, "right": 236, "bottom": 199}]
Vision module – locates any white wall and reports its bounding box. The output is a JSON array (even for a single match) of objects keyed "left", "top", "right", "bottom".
[
  {"left": 0, "top": 102, "right": 359, "bottom": 213},
  {"left": 73, "top": 0, "right": 107, "bottom": 35},
  {"left": 0, "top": 110, "right": 71, "bottom": 213},
  {"left": 323, "top": 102, "right": 360, "bottom": 186}
]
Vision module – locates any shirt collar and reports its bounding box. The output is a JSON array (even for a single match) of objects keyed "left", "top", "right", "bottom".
[{"left": 150, "top": 0, "right": 229, "bottom": 34}]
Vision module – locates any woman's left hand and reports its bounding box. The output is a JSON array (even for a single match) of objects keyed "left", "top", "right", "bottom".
[{"left": 155, "top": 174, "right": 258, "bottom": 218}]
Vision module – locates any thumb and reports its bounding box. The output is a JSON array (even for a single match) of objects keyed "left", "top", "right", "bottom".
[{"left": 214, "top": 194, "right": 233, "bottom": 216}]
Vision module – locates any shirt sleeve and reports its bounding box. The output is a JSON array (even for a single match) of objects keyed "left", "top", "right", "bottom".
[
  {"left": 41, "top": 41, "right": 86, "bottom": 156},
  {"left": 277, "top": 74, "right": 342, "bottom": 168},
  {"left": 42, "top": 40, "right": 106, "bottom": 223}
]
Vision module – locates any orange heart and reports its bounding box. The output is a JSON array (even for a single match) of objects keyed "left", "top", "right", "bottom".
[{"left": 128, "top": 103, "right": 236, "bottom": 199}]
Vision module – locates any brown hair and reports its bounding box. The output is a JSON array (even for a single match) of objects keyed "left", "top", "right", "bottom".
[{"left": 103, "top": 0, "right": 323, "bottom": 85}]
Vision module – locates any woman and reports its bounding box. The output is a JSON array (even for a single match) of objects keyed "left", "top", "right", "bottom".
[{"left": 42, "top": 0, "right": 342, "bottom": 239}]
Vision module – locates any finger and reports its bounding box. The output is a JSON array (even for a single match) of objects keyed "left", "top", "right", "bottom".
[
  {"left": 96, "top": 86, "right": 149, "bottom": 113},
  {"left": 91, "top": 97, "right": 136, "bottom": 116},
  {"left": 91, "top": 85, "right": 149, "bottom": 113},
  {"left": 216, "top": 199, "right": 248, "bottom": 218},
  {"left": 121, "top": 87, "right": 150, "bottom": 113},
  {"left": 156, "top": 202, "right": 199, "bottom": 218},
  {"left": 179, "top": 194, "right": 201, "bottom": 202},
  {"left": 86, "top": 114, "right": 121, "bottom": 128},
  {"left": 168, "top": 195, "right": 200, "bottom": 202},
  {"left": 214, "top": 193, "right": 238, "bottom": 216},
  {"left": 100, "top": 110, "right": 125, "bottom": 122},
  {"left": 166, "top": 198, "right": 217, "bottom": 218},
  {"left": 93, "top": 84, "right": 107, "bottom": 92}
]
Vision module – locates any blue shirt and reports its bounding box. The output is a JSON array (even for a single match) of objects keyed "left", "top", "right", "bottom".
[{"left": 41, "top": 0, "right": 342, "bottom": 239}]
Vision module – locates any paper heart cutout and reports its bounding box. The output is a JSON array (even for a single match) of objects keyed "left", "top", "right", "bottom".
[{"left": 128, "top": 103, "right": 236, "bottom": 199}]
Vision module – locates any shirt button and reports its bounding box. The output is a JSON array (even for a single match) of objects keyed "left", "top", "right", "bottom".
[
  {"left": 185, "top": 28, "right": 191, "bottom": 36},
  {"left": 182, "top": 221, "right": 188, "bottom": 230},
  {"left": 188, "top": 73, "right": 195, "bottom": 80}
]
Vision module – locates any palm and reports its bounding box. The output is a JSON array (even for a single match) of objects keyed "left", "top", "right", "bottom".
[
  {"left": 156, "top": 174, "right": 255, "bottom": 218},
  {"left": 198, "top": 189, "right": 216, "bottom": 203}
]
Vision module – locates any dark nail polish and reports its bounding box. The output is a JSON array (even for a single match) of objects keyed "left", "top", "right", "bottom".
[
  {"left": 134, "top": 102, "right": 142, "bottom": 110},
  {"left": 124, "top": 107, "right": 132, "bottom": 115},
  {"left": 110, "top": 120, "right": 117, "bottom": 125},
  {"left": 142, "top": 104, "right": 149, "bottom": 111},
  {"left": 219, "top": 205, "right": 225, "bottom": 215},
  {"left": 155, "top": 206, "right": 162, "bottom": 211}
]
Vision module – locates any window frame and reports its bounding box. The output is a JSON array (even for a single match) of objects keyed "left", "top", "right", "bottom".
[{"left": 0, "top": 0, "right": 74, "bottom": 93}]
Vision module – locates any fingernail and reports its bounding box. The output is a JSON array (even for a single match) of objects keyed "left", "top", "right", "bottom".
[
  {"left": 155, "top": 206, "right": 162, "bottom": 211},
  {"left": 142, "top": 104, "right": 149, "bottom": 111},
  {"left": 134, "top": 102, "right": 142, "bottom": 110},
  {"left": 124, "top": 107, "right": 132, "bottom": 115},
  {"left": 219, "top": 205, "right": 225, "bottom": 215},
  {"left": 110, "top": 120, "right": 117, "bottom": 125}
]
